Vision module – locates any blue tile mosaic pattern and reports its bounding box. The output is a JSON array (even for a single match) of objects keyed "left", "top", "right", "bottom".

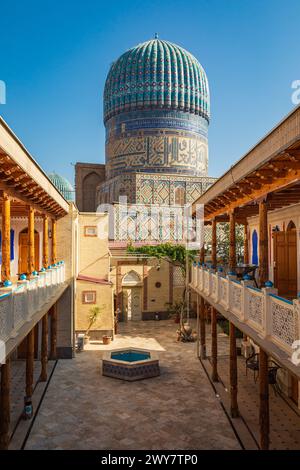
[
  {"left": 106, "top": 109, "right": 208, "bottom": 139},
  {"left": 104, "top": 39, "right": 210, "bottom": 123}
]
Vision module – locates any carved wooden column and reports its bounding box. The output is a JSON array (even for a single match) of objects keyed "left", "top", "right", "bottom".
[
  {"left": 259, "top": 348, "right": 269, "bottom": 450},
  {"left": 211, "top": 307, "right": 218, "bottom": 382},
  {"left": 200, "top": 245, "right": 204, "bottom": 265},
  {"left": 40, "top": 313, "right": 48, "bottom": 382},
  {"left": 51, "top": 219, "right": 57, "bottom": 265},
  {"left": 229, "top": 210, "right": 236, "bottom": 272},
  {"left": 229, "top": 322, "right": 239, "bottom": 417},
  {"left": 258, "top": 200, "right": 268, "bottom": 287},
  {"left": 1, "top": 193, "right": 11, "bottom": 282},
  {"left": 50, "top": 304, "right": 57, "bottom": 360},
  {"left": 244, "top": 222, "right": 249, "bottom": 264},
  {"left": 143, "top": 263, "right": 148, "bottom": 311},
  {"left": 116, "top": 264, "right": 123, "bottom": 320},
  {"left": 199, "top": 246, "right": 206, "bottom": 359},
  {"left": 200, "top": 298, "right": 206, "bottom": 359},
  {"left": 0, "top": 359, "right": 11, "bottom": 450},
  {"left": 27, "top": 206, "right": 35, "bottom": 275},
  {"left": 26, "top": 329, "right": 34, "bottom": 398},
  {"left": 211, "top": 218, "right": 217, "bottom": 268},
  {"left": 42, "top": 215, "right": 49, "bottom": 268},
  {"left": 196, "top": 295, "right": 200, "bottom": 357}
]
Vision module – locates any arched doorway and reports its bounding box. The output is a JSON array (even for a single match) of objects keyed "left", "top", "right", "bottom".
[
  {"left": 273, "top": 220, "right": 297, "bottom": 298},
  {"left": 122, "top": 271, "right": 142, "bottom": 321},
  {"left": 83, "top": 172, "right": 102, "bottom": 212},
  {"left": 287, "top": 220, "right": 296, "bottom": 231},
  {"left": 18, "top": 228, "right": 40, "bottom": 274}
]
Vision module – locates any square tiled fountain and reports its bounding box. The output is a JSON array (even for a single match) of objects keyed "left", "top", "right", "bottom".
[{"left": 102, "top": 348, "right": 160, "bottom": 381}]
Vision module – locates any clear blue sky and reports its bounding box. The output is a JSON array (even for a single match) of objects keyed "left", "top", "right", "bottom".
[{"left": 0, "top": 0, "right": 299, "bottom": 185}]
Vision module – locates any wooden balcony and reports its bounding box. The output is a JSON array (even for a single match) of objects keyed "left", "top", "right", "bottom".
[
  {"left": 0, "top": 263, "right": 66, "bottom": 357},
  {"left": 190, "top": 264, "right": 300, "bottom": 379}
]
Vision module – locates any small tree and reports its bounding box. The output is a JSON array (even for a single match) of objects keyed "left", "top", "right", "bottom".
[{"left": 85, "top": 306, "right": 102, "bottom": 336}]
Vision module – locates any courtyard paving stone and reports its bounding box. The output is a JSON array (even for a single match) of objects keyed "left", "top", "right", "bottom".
[
  {"left": 24, "top": 320, "right": 241, "bottom": 450},
  {"left": 204, "top": 323, "right": 300, "bottom": 450}
]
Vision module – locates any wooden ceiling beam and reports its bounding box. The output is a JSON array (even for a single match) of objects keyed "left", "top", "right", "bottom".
[
  {"left": 269, "top": 161, "right": 300, "bottom": 171},
  {"left": 0, "top": 180, "right": 60, "bottom": 218},
  {"left": 243, "top": 179, "right": 262, "bottom": 190},
  {"left": 204, "top": 169, "right": 300, "bottom": 221},
  {"left": 0, "top": 154, "right": 67, "bottom": 218}
]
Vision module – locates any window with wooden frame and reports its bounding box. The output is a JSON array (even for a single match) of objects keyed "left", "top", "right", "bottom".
[
  {"left": 84, "top": 226, "right": 97, "bottom": 237},
  {"left": 82, "top": 291, "right": 96, "bottom": 304}
]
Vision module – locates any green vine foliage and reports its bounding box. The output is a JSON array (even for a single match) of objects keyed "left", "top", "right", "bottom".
[{"left": 127, "top": 242, "right": 197, "bottom": 275}]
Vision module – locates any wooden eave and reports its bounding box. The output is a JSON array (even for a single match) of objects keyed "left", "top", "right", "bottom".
[
  {"left": 192, "top": 105, "right": 300, "bottom": 221},
  {"left": 0, "top": 117, "right": 69, "bottom": 218}
]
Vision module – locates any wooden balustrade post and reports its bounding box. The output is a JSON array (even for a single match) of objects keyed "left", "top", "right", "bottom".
[
  {"left": 258, "top": 200, "right": 268, "bottom": 287},
  {"left": 26, "top": 329, "right": 34, "bottom": 398},
  {"left": 211, "top": 307, "right": 218, "bottom": 382},
  {"left": 40, "top": 313, "right": 48, "bottom": 382},
  {"left": 229, "top": 322, "right": 239, "bottom": 417},
  {"left": 50, "top": 304, "right": 57, "bottom": 360},
  {"left": 229, "top": 210, "right": 236, "bottom": 272},
  {"left": 51, "top": 219, "right": 57, "bottom": 265},
  {"left": 1, "top": 193, "right": 11, "bottom": 282},
  {"left": 42, "top": 215, "right": 49, "bottom": 269},
  {"left": 259, "top": 348, "right": 270, "bottom": 450},
  {"left": 27, "top": 206, "right": 35, "bottom": 276},
  {"left": 212, "top": 218, "right": 217, "bottom": 268},
  {"left": 0, "top": 359, "right": 11, "bottom": 450}
]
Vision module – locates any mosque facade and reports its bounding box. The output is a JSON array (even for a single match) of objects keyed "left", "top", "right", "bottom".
[{"left": 75, "top": 38, "right": 215, "bottom": 212}]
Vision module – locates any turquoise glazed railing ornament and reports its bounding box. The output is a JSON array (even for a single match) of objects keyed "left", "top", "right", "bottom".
[
  {"left": 3, "top": 280, "right": 12, "bottom": 287},
  {"left": 265, "top": 280, "right": 273, "bottom": 288},
  {"left": 19, "top": 274, "right": 27, "bottom": 281}
]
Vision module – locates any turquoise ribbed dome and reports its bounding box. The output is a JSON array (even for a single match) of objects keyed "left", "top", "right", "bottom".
[
  {"left": 48, "top": 172, "right": 75, "bottom": 201},
  {"left": 104, "top": 38, "right": 210, "bottom": 123}
]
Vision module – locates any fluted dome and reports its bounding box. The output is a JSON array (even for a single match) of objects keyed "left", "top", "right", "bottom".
[
  {"left": 48, "top": 172, "right": 75, "bottom": 201},
  {"left": 104, "top": 38, "right": 210, "bottom": 123}
]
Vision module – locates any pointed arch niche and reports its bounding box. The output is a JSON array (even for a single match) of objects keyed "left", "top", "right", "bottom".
[{"left": 122, "top": 270, "right": 142, "bottom": 287}]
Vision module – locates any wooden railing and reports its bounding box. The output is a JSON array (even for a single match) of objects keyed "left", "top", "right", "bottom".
[
  {"left": 0, "top": 262, "right": 66, "bottom": 344},
  {"left": 190, "top": 264, "right": 300, "bottom": 355}
]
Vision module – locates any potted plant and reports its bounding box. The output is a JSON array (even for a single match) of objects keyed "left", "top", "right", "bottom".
[
  {"left": 84, "top": 306, "right": 101, "bottom": 344},
  {"left": 102, "top": 335, "right": 111, "bottom": 345},
  {"left": 165, "top": 301, "right": 181, "bottom": 323}
]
